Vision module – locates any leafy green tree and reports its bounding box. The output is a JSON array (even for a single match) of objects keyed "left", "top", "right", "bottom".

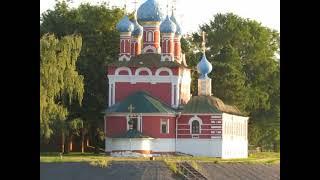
[
  {"left": 212, "top": 45, "right": 249, "bottom": 111},
  {"left": 41, "top": 1, "right": 125, "bottom": 151},
  {"left": 181, "top": 36, "right": 201, "bottom": 95},
  {"left": 66, "top": 118, "right": 84, "bottom": 153},
  {"left": 40, "top": 34, "right": 84, "bottom": 143},
  {"left": 189, "top": 13, "right": 280, "bottom": 150}
]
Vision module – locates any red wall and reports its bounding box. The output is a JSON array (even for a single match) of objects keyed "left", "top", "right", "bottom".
[
  {"left": 174, "top": 41, "right": 181, "bottom": 58},
  {"left": 105, "top": 115, "right": 176, "bottom": 138},
  {"left": 125, "top": 39, "right": 130, "bottom": 53},
  {"left": 105, "top": 116, "right": 127, "bottom": 137},
  {"left": 178, "top": 115, "right": 213, "bottom": 124},
  {"left": 142, "top": 116, "right": 176, "bottom": 138},
  {"left": 105, "top": 114, "right": 223, "bottom": 139},
  {"left": 154, "top": 31, "right": 160, "bottom": 48},
  {"left": 142, "top": 27, "right": 160, "bottom": 49},
  {"left": 120, "top": 38, "right": 131, "bottom": 55},
  {"left": 177, "top": 114, "right": 222, "bottom": 139},
  {"left": 115, "top": 82, "right": 171, "bottom": 105}
]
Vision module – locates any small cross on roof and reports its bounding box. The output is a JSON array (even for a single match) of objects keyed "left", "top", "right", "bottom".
[
  {"left": 202, "top": 31, "right": 206, "bottom": 53},
  {"left": 128, "top": 104, "right": 135, "bottom": 113},
  {"left": 132, "top": 0, "right": 138, "bottom": 11}
]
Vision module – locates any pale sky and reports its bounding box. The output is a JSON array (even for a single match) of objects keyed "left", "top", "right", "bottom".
[{"left": 40, "top": 0, "right": 280, "bottom": 34}]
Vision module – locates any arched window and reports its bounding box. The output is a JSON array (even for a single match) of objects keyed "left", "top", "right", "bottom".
[
  {"left": 192, "top": 120, "right": 200, "bottom": 134},
  {"left": 148, "top": 31, "right": 153, "bottom": 42}
]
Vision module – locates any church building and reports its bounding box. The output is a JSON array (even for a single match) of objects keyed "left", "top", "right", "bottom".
[{"left": 104, "top": 0, "right": 248, "bottom": 159}]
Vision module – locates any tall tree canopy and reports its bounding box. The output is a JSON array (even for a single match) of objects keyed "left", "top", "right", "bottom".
[
  {"left": 190, "top": 13, "right": 280, "bottom": 150},
  {"left": 41, "top": 1, "right": 125, "bottom": 149},
  {"left": 40, "top": 33, "right": 84, "bottom": 140}
]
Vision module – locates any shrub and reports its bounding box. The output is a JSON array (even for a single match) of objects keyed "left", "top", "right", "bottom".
[{"left": 89, "top": 159, "right": 109, "bottom": 168}]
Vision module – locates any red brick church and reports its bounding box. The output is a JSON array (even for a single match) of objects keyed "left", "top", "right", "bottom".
[{"left": 104, "top": 0, "right": 248, "bottom": 159}]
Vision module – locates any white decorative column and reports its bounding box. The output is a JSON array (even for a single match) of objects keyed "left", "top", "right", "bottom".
[
  {"left": 171, "top": 83, "right": 175, "bottom": 107},
  {"left": 175, "top": 83, "right": 180, "bottom": 108},
  {"left": 108, "top": 83, "right": 112, "bottom": 107},
  {"left": 112, "top": 83, "right": 115, "bottom": 105},
  {"left": 108, "top": 78, "right": 116, "bottom": 106}
]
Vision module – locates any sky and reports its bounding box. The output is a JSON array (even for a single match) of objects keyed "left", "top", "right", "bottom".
[{"left": 40, "top": 0, "right": 280, "bottom": 34}]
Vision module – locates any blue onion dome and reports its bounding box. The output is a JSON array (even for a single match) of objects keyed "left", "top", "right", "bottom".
[
  {"left": 116, "top": 16, "right": 134, "bottom": 33},
  {"left": 131, "top": 14, "right": 143, "bottom": 36},
  {"left": 197, "top": 52, "right": 213, "bottom": 78},
  {"left": 170, "top": 11, "right": 182, "bottom": 35},
  {"left": 160, "top": 15, "right": 176, "bottom": 33},
  {"left": 137, "top": 0, "right": 162, "bottom": 22}
]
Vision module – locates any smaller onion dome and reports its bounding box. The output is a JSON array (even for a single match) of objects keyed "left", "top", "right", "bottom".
[
  {"left": 197, "top": 53, "right": 213, "bottom": 78},
  {"left": 160, "top": 15, "right": 177, "bottom": 33},
  {"left": 137, "top": 0, "right": 163, "bottom": 22},
  {"left": 116, "top": 16, "right": 134, "bottom": 33},
  {"left": 131, "top": 14, "right": 143, "bottom": 36},
  {"left": 170, "top": 11, "right": 182, "bottom": 35}
]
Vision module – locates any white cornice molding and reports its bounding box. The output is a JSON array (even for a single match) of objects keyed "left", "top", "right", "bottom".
[{"left": 107, "top": 74, "right": 181, "bottom": 84}]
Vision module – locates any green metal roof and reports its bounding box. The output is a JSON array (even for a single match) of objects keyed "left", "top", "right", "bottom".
[
  {"left": 106, "top": 91, "right": 176, "bottom": 114},
  {"left": 182, "top": 96, "right": 244, "bottom": 116},
  {"left": 112, "top": 129, "right": 153, "bottom": 139},
  {"left": 109, "top": 53, "right": 188, "bottom": 68}
]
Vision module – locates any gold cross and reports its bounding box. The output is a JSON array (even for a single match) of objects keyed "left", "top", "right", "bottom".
[
  {"left": 132, "top": 0, "right": 138, "bottom": 11},
  {"left": 172, "top": 0, "right": 177, "bottom": 12},
  {"left": 124, "top": 0, "right": 128, "bottom": 14},
  {"left": 202, "top": 31, "right": 206, "bottom": 53},
  {"left": 128, "top": 104, "right": 135, "bottom": 113},
  {"left": 167, "top": 0, "right": 169, "bottom": 15}
]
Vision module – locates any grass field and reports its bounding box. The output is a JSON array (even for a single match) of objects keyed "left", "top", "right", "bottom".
[{"left": 40, "top": 152, "right": 279, "bottom": 165}]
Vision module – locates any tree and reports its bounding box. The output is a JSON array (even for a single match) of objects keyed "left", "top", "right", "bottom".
[
  {"left": 40, "top": 34, "right": 84, "bottom": 146},
  {"left": 189, "top": 13, "right": 280, "bottom": 150},
  {"left": 66, "top": 118, "right": 84, "bottom": 153},
  {"left": 41, "top": 1, "right": 125, "bottom": 151},
  {"left": 212, "top": 45, "right": 249, "bottom": 112},
  {"left": 181, "top": 36, "right": 202, "bottom": 95}
]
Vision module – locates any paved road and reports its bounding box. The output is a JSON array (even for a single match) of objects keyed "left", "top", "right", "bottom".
[
  {"left": 200, "top": 163, "right": 280, "bottom": 180},
  {"left": 40, "top": 161, "right": 178, "bottom": 180},
  {"left": 41, "top": 162, "right": 280, "bottom": 180}
]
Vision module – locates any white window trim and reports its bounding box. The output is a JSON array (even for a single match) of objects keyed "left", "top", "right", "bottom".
[
  {"left": 160, "top": 118, "right": 169, "bottom": 134},
  {"left": 188, "top": 115, "right": 203, "bottom": 135},
  {"left": 148, "top": 31, "right": 153, "bottom": 42},
  {"left": 126, "top": 115, "right": 141, "bottom": 131}
]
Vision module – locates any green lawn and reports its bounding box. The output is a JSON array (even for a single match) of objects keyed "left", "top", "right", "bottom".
[{"left": 40, "top": 152, "right": 279, "bottom": 164}]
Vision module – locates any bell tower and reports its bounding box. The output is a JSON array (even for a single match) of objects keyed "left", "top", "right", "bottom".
[{"left": 197, "top": 32, "right": 213, "bottom": 96}]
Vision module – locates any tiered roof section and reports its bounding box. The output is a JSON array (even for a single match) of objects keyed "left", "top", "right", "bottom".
[
  {"left": 182, "top": 96, "right": 243, "bottom": 116},
  {"left": 106, "top": 91, "right": 176, "bottom": 114},
  {"left": 109, "top": 53, "right": 188, "bottom": 68}
]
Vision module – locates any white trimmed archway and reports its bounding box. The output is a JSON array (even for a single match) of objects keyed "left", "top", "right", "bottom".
[
  {"left": 115, "top": 67, "right": 132, "bottom": 76},
  {"left": 135, "top": 67, "right": 153, "bottom": 76},
  {"left": 143, "top": 45, "right": 156, "bottom": 53},
  {"left": 155, "top": 67, "right": 173, "bottom": 76},
  {"left": 188, "top": 115, "right": 203, "bottom": 134}
]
